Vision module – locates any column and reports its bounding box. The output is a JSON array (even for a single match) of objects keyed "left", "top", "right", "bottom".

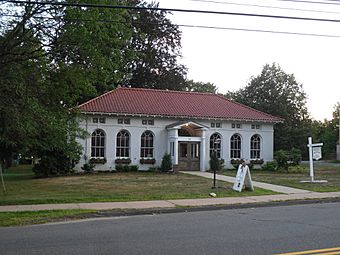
[{"left": 200, "top": 129, "right": 206, "bottom": 172}]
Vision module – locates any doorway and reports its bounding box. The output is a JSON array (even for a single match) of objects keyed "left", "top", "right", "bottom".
[{"left": 178, "top": 142, "right": 200, "bottom": 171}]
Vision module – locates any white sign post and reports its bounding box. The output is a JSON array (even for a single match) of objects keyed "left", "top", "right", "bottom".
[
  {"left": 302, "top": 137, "right": 327, "bottom": 183},
  {"left": 233, "top": 164, "right": 254, "bottom": 192}
]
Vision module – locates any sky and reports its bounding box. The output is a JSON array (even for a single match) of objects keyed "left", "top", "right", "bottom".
[{"left": 151, "top": 0, "right": 340, "bottom": 121}]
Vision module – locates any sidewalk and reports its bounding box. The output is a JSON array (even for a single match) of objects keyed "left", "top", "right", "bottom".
[{"left": 1, "top": 172, "right": 340, "bottom": 212}]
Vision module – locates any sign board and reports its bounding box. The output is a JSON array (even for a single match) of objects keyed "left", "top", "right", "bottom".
[
  {"left": 312, "top": 146, "right": 322, "bottom": 160},
  {"left": 233, "top": 165, "right": 254, "bottom": 192}
]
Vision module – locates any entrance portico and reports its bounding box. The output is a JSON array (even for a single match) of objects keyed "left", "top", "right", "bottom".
[{"left": 166, "top": 121, "right": 208, "bottom": 171}]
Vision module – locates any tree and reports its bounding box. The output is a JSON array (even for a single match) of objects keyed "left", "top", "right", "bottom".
[
  {"left": 310, "top": 102, "right": 340, "bottom": 159},
  {"left": 125, "top": 1, "right": 187, "bottom": 91},
  {"left": 227, "top": 63, "right": 311, "bottom": 153},
  {"left": 185, "top": 80, "right": 218, "bottom": 93}
]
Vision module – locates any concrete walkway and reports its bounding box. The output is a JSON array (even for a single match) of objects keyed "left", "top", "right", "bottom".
[
  {"left": 180, "top": 171, "right": 311, "bottom": 194},
  {"left": 1, "top": 172, "right": 340, "bottom": 212}
]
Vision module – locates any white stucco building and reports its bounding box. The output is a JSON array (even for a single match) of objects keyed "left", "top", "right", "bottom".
[{"left": 75, "top": 87, "right": 282, "bottom": 171}]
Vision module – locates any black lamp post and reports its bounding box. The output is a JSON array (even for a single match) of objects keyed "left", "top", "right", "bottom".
[{"left": 211, "top": 138, "right": 221, "bottom": 189}]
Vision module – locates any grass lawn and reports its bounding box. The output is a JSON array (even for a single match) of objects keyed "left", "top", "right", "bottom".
[
  {"left": 0, "top": 165, "right": 276, "bottom": 206},
  {"left": 222, "top": 164, "right": 340, "bottom": 192},
  {"left": 0, "top": 209, "right": 98, "bottom": 227}
]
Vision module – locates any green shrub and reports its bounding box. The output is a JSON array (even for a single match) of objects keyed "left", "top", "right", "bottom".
[
  {"left": 290, "top": 148, "right": 302, "bottom": 165},
  {"left": 115, "top": 164, "right": 124, "bottom": 172},
  {"left": 261, "top": 161, "right": 278, "bottom": 171},
  {"left": 123, "top": 164, "right": 130, "bottom": 172},
  {"left": 209, "top": 152, "right": 220, "bottom": 172},
  {"left": 33, "top": 151, "right": 76, "bottom": 177},
  {"left": 274, "top": 150, "right": 290, "bottom": 171},
  {"left": 148, "top": 167, "right": 158, "bottom": 172},
  {"left": 81, "top": 163, "right": 94, "bottom": 173},
  {"left": 161, "top": 153, "right": 172, "bottom": 172},
  {"left": 129, "top": 165, "right": 139, "bottom": 172}
]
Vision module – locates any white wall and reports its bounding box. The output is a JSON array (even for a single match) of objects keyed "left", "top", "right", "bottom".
[{"left": 75, "top": 115, "right": 275, "bottom": 171}]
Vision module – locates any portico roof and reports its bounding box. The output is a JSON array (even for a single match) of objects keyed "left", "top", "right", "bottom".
[
  {"left": 166, "top": 121, "right": 209, "bottom": 130},
  {"left": 78, "top": 87, "right": 283, "bottom": 123}
]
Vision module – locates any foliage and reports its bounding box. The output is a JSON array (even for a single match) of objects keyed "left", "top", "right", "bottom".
[
  {"left": 310, "top": 103, "right": 339, "bottom": 159},
  {"left": 261, "top": 161, "right": 278, "bottom": 171},
  {"left": 185, "top": 80, "right": 218, "bottom": 93},
  {"left": 33, "top": 150, "right": 78, "bottom": 177},
  {"left": 129, "top": 165, "right": 139, "bottom": 172},
  {"left": 274, "top": 148, "right": 301, "bottom": 171},
  {"left": 161, "top": 153, "right": 172, "bottom": 172},
  {"left": 114, "top": 164, "right": 138, "bottom": 172},
  {"left": 274, "top": 150, "right": 290, "bottom": 171},
  {"left": 115, "top": 164, "right": 124, "bottom": 172},
  {"left": 81, "top": 163, "right": 94, "bottom": 173},
  {"left": 125, "top": 2, "right": 187, "bottom": 90},
  {"left": 209, "top": 152, "right": 220, "bottom": 172},
  {"left": 290, "top": 148, "right": 302, "bottom": 165},
  {"left": 227, "top": 63, "right": 311, "bottom": 154}
]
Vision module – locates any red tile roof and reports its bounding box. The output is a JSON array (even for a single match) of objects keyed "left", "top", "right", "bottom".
[{"left": 78, "top": 87, "right": 283, "bottom": 122}]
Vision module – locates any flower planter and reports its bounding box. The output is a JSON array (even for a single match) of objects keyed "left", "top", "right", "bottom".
[
  {"left": 115, "top": 158, "right": 131, "bottom": 164},
  {"left": 250, "top": 159, "right": 264, "bottom": 165},
  {"left": 89, "top": 157, "right": 107, "bottom": 164},
  {"left": 140, "top": 159, "right": 156, "bottom": 165}
]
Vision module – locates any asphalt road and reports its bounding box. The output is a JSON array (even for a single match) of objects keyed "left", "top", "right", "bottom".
[{"left": 1, "top": 202, "right": 340, "bottom": 255}]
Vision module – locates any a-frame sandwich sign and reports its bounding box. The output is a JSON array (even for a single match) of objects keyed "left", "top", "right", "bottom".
[{"left": 233, "top": 164, "right": 254, "bottom": 192}]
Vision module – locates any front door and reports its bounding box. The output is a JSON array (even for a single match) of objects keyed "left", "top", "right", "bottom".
[{"left": 178, "top": 142, "right": 200, "bottom": 171}]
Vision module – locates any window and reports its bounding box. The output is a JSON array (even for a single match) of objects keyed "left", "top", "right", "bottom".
[
  {"left": 232, "top": 123, "right": 242, "bottom": 129},
  {"left": 211, "top": 123, "right": 215, "bottom": 128},
  {"left": 147, "top": 120, "right": 154, "bottom": 125},
  {"left": 210, "top": 133, "right": 222, "bottom": 159},
  {"left": 99, "top": 117, "right": 106, "bottom": 124},
  {"left": 141, "top": 131, "right": 154, "bottom": 158},
  {"left": 116, "top": 130, "right": 130, "bottom": 158},
  {"left": 250, "top": 135, "right": 261, "bottom": 159},
  {"left": 91, "top": 129, "right": 105, "bottom": 158},
  {"left": 236, "top": 124, "right": 242, "bottom": 129},
  {"left": 215, "top": 123, "right": 221, "bottom": 128},
  {"left": 251, "top": 124, "right": 261, "bottom": 129},
  {"left": 230, "top": 134, "right": 241, "bottom": 159},
  {"left": 118, "top": 118, "right": 130, "bottom": 124},
  {"left": 170, "top": 142, "right": 175, "bottom": 156},
  {"left": 142, "top": 120, "right": 147, "bottom": 125},
  {"left": 93, "top": 118, "right": 98, "bottom": 123},
  {"left": 232, "top": 123, "right": 235, "bottom": 128}
]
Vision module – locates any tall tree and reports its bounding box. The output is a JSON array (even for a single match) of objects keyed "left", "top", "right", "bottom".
[
  {"left": 227, "top": 63, "right": 311, "bottom": 153},
  {"left": 125, "top": 1, "right": 187, "bottom": 90},
  {"left": 185, "top": 80, "right": 218, "bottom": 93}
]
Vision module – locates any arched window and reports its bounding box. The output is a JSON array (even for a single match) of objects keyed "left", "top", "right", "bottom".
[
  {"left": 230, "top": 134, "right": 241, "bottom": 159},
  {"left": 210, "top": 133, "right": 222, "bottom": 159},
  {"left": 91, "top": 129, "right": 105, "bottom": 158},
  {"left": 141, "top": 131, "right": 154, "bottom": 158},
  {"left": 250, "top": 134, "right": 261, "bottom": 159},
  {"left": 116, "top": 130, "right": 130, "bottom": 158}
]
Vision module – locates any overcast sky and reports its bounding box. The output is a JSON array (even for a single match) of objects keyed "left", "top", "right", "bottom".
[{"left": 152, "top": 0, "right": 340, "bottom": 121}]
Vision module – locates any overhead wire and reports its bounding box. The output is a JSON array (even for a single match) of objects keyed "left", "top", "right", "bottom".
[
  {"left": 2, "top": 14, "right": 340, "bottom": 39},
  {"left": 186, "top": 0, "right": 340, "bottom": 15},
  {"left": 3, "top": 0, "right": 340, "bottom": 23}
]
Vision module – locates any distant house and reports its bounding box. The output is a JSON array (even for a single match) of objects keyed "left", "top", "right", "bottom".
[{"left": 75, "top": 87, "right": 282, "bottom": 171}]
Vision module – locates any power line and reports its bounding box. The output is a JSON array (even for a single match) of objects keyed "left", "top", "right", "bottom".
[
  {"left": 4, "top": 0, "right": 340, "bottom": 23},
  {"left": 187, "top": 0, "right": 340, "bottom": 15},
  {"left": 275, "top": 0, "right": 340, "bottom": 5},
  {"left": 3, "top": 14, "right": 340, "bottom": 39}
]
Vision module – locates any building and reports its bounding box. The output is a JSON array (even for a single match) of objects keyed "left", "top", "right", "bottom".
[{"left": 75, "top": 87, "right": 282, "bottom": 171}]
